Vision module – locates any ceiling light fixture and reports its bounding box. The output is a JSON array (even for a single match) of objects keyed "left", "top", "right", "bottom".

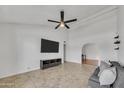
[
  {"left": 60, "top": 22, "right": 64, "bottom": 27},
  {"left": 48, "top": 11, "right": 77, "bottom": 29}
]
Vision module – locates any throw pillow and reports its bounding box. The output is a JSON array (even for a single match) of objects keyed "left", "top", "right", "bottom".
[
  {"left": 99, "top": 67, "right": 117, "bottom": 85},
  {"left": 98, "top": 61, "right": 111, "bottom": 77}
]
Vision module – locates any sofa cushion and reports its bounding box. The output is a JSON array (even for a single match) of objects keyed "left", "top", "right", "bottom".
[
  {"left": 88, "top": 79, "right": 110, "bottom": 88},
  {"left": 100, "top": 85, "right": 110, "bottom": 88},
  {"left": 99, "top": 67, "right": 116, "bottom": 85},
  {"left": 113, "top": 66, "right": 124, "bottom": 88},
  {"left": 89, "top": 74, "right": 99, "bottom": 83},
  {"left": 88, "top": 79, "right": 100, "bottom": 88},
  {"left": 98, "top": 61, "right": 111, "bottom": 77}
]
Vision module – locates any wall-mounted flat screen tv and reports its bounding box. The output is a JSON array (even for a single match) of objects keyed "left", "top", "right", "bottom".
[{"left": 41, "top": 39, "right": 59, "bottom": 53}]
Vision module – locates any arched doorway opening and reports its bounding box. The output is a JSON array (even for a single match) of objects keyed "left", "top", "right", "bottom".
[{"left": 82, "top": 43, "right": 100, "bottom": 66}]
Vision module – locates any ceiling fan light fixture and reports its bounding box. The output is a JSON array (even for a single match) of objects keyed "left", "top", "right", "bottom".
[{"left": 48, "top": 11, "right": 77, "bottom": 29}]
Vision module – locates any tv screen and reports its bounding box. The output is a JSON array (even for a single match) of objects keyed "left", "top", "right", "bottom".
[{"left": 41, "top": 39, "right": 59, "bottom": 53}]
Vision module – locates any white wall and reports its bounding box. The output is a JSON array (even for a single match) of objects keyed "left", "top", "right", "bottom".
[
  {"left": 0, "top": 25, "right": 17, "bottom": 78},
  {"left": 66, "top": 10, "right": 118, "bottom": 64},
  {"left": 0, "top": 24, "right": 67, "bottom": 78},
  {"left": 118, "top": 6, "right": 124, "bottom": 66}
]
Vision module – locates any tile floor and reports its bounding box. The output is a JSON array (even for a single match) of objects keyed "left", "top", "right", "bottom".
[{"left": 0, "top": 62, "right": 96, "bottom": 88}]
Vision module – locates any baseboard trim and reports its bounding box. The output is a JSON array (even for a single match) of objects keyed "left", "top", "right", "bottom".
[
  {"left": 65, "top": 61, "right": 81, "bottom": 64},
  {"left": 0, "top": 67, "right": 40, "bottom": 79}
]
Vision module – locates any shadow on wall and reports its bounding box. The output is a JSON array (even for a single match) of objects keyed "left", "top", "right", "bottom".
[{"left": 82, "top": 43, "right": 101, "bottom": 66}]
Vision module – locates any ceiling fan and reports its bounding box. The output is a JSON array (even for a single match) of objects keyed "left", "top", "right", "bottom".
[{"left": 48, "top": 11, "right": 77, "bottom": 29}]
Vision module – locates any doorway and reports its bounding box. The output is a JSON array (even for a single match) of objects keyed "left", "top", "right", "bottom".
[{"left": 82, "top": 43, "right": 100, "bottom": 66}]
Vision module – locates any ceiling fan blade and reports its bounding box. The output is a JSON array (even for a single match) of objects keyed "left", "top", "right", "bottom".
[
  {"left": 55, "top": 24, "right": 60, "bottom": 29},
  {"left": 65, "top": 24, "right": 70, "bottom": 29},
  {"left": 48, "top": 19, "right": 60, "bottom": 23},
  {"left": 64, "top": 19, "right": 77, "bottom": 23},
  {"left": 61, "top": 11, "right": 64, "bottom": 21}
]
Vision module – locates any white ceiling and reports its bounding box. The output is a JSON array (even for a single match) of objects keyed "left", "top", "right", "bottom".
[{"left": 0, "top": 5, "right": 114, "bottom": 27}]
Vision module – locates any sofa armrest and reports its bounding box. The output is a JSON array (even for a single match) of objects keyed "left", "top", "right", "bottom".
[
  {"left": 93, "top": 67, "right": 100, "bottom": 76},
  {"left": 88, "top": 67, "right": 111, "bottom": 88}
]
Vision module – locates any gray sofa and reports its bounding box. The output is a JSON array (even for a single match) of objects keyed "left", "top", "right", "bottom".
[{"left": 88, "top": 61, "right": 124, "bottom": 88}]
